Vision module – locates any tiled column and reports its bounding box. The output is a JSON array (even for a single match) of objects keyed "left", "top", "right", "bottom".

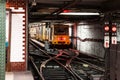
[{"left": 0, "top": 0, "right": 6, "bottom": 79}]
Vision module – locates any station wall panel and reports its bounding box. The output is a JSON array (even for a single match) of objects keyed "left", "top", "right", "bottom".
[
  {"left": 116, "top": 44, "right": 120, "bottom": 80},
  {"left": 117, "top": 24, "right": 120, "bottom": 42},
  {"left": 0, "top": 0, "right": 6, "bottom": 79},
  {"left": 6, "top": 0, "right": 27, "bottom": 71},
  {"left": 77, "top": 22, "right": 105, "bottom": 58}
]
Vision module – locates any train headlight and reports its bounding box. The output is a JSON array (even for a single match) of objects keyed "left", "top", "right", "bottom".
[
  {"left": 58, "top": 37, "right": 66, "bottom": 41},
  {"left": 62, "top": 37, "right": 66, "bottom": 40}
]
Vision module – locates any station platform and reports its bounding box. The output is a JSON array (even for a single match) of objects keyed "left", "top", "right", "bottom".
[{"left": 5, "top": 71, "right": 34, "bottom": 80}]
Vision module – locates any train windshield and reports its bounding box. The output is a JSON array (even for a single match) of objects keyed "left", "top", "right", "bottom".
[{"left": 54, "top": 27, "right": 69, "bottom": 35}]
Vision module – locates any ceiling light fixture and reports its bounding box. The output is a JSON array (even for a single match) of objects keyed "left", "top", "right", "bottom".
[{"left": 59, "top": 12, "right": 100, "bottom": 15}]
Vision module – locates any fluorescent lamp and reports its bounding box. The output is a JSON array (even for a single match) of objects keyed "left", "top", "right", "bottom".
[
  {"left": 83, "top": 64, "right": 89, "bottom": 67},
  {"left": 59, "top": 12, "right": 100, "bottom": 15}
]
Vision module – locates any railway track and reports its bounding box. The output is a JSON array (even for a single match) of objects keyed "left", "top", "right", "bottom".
[{"left": 29, "top": 39, "right": 105, "bottom": 80}]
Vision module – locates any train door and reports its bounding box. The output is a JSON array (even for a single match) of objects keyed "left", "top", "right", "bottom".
[
  {"left": 45, "top": 24, "right": 49, "bottom": 40},
  {"left": 42, "top": 25, "right": 46, "bottom": 40}
]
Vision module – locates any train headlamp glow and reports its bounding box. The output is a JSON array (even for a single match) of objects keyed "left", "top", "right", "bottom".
[{"left": 58, "top": 37, "right": 66, "bottom": 41}]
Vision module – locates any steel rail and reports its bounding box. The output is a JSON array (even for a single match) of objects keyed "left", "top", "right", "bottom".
[
  {"left": 76, "top": 57, "right": 105, "bottom": 72},
  {"left": 30, "top": 39, "right": 104, "bottom": 80},
  {"left": 29, "top": 40, "right": 76, "bottom": 80},
  {"left": 29, "top": 56, "right": 45, "bottom": 80}
]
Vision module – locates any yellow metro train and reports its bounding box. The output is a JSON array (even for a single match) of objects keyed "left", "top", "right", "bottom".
[{"left": 29, "top": 23, "right": 71, "bottom": 48}]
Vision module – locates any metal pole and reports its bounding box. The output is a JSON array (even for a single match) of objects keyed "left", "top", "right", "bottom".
[{"left": 104, "top": 13, "right": 112, "bottom": 80}]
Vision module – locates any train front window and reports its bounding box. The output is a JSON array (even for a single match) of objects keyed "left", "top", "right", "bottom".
[{"left": 54, "top": 27, "right": 68, "bottom": 35}]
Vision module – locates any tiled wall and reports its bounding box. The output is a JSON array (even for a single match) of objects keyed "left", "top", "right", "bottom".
[{"left": 0, "top": 0, "right": 6, "bottom": 79}]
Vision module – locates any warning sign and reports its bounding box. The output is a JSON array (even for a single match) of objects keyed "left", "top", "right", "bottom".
[
  {"left": 104, "top": 36, "right": 109, "bottom": 48},
  {"left": 111, "top": 36, "right": 117, "bottom": 44}
]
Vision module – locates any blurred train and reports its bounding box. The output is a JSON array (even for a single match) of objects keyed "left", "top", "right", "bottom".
[{"left": 29, "top": 23, "right": 71, "bottom": 48}]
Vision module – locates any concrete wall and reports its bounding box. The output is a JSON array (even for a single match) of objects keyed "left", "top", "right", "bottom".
[
  {"left": 77, "top": 22, "right": 105, "bottom": 58},
  {"left": 117, "top": 24, "right": 120, "bottom": 42}
]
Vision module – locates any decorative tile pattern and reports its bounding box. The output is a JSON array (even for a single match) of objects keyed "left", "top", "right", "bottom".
[
  {"left": 10, "top": 62, "right": 26, "bottom": 71},
  {"left": 8, "top": 0, "right": 26, "bottom": 8}
]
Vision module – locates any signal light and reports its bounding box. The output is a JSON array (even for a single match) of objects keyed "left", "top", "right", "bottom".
[
  {"left": 112, "top": 26, "right": 117, "bottom": 32},
  {"left": 104, "top": 25, "right": 109, "bottom": 31},
  {"left": 111, "top": 25, "right": 117, "bottom": 36}
]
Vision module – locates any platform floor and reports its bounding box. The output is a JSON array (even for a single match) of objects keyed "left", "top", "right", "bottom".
[{"left": 5, "top": 71, "right": 34, "bottom": 80}]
